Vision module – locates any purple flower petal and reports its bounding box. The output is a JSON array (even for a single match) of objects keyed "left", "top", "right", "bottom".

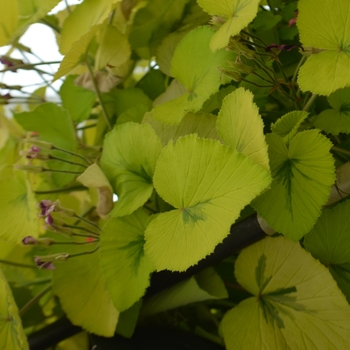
[
  {"left": 40, "top": 200, "right": 56, "bottom": 216},
  {"left": 22, "top": 236, "right": 38, "bottom": 245},
  {"left": 34, "top": 257, "right": 56, "bottom": 270},
  {"left": 45, "top": 214, "right": 54, "bottom": 226}
]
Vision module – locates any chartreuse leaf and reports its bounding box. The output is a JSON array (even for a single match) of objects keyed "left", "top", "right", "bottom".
[
  {"left": 154, "top": 26, "right": 233, "bottom": 124},
  {"left": 129, "top": 0, "right": 188, "bottom": 57},
  {"left": 221, "top": 236, "right": 350, "bottom": 350},
  {"left": 217, "top": 88, "right": 269, "bottom": 171},
  {"left": 0, "top": 1, "right": 18, "bottom": 46},
  {"left": 77, "top": 163, "right": 113, "bottom": 217},
  {"left": 252, "top": 130, "right": 335, "bottom": 240},
  {"left": 314, "top": 87, "right": 350, "bottom": 135},
  {"left": 271, "top": 111, "right": 308, "bottom": 143},
  {"left": 0, "top": 174, "right": 38, "bottom": 244},
  {"left": 15, "top": 103, "right": 79, "bottom": 187},
  {"left": 0, "top": 269, "right": 28, "bottom": 350},
  {"left": 100, "top": 123, "right": 162, "bottom": 217},
  {"left": 111, "top": 88, "right": 152, "bottom": 116},
  {"left": 54, "top": 24, "right": 101, "bottom": 81},
  {"left": 60, "top": 75, "right": 96, "bottom": 123},
  {"left": 144, "top": 134, "right": 271, "bottom": 271},
  {"left": 304, "top": 200, "right": 350, "bottom": 303},
  {"left": 0, "top": 0, "right": 59, "bottom": 46},
  {"left": 53, "top": 250, "right": 119, "bottom": 337},
  {"left": 297, "top": 0, "right": 350, "bottom": 95},
  {"left": 143, "top": 110, "right": 219, "bottom": 146},
  {"left": 95, "top": 24, "right": 131, "bottom": 70},
  {"left": 17, "top": 0, "right": 60, "bottom": 28},
  {"left": 156, "top": 31, "right": 187, "bottom": 77},
  {"left": 59, "top": 0, "right": 119, "bottom": 54},
  {"left": 141, "top": 267, "right": 228, "bottom": 316},
  {"left": 197, "top": 0, "right": 260, "bottom": 51},
  {"left": 100, "top": 209, "right": 154, "bottom": 312}
]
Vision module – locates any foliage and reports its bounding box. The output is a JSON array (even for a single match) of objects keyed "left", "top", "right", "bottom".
[{"left": 0, "top": 0, "right": 350, "bottom": 348}]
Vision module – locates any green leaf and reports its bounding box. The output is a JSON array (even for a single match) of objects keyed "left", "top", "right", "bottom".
[
  {"left": 217, "top": 88, "right": 269, "bottom": 171},
  {"left": 156, "top": 31, "right": 187, "bottom": 77},
  {"left": 0, "top": 175, "right": 38, "bottom": 244},
  {"left": 129, "top": 0, "right": 189, "bottom": 57},
  {"left": 297, "top": 0, "right": 350, "bottom": 95},
  {"left": 115, "top": 300, "right": 142, "bottom": 338},
  {"left": 271, "top": 111, "right": 308, "bottom": 143},
  {"left": 100, "top": 209, "right": 154, "bottom": 311},
  {"left": 60, "top": 75, "right": 96, "bottom": 124},
  {"left": 0, "top": 269, "right": 28, "bottom": 350},
  {"left": 153, "top": 26, "right": 234, "bottom": 124},
  {"left": 15, "top": 103, "right": 79, "bottom": 187},
  {"left": 59, "top": 0, "right": 119, "bottom": 54},
  {"left": 0, "top": 0, "right": 60, "bottom": 46},
  {"left": 111, "top": 88, "right": 152, "bottom": 116},
  {"left": 141, "top": 267, "right": 228, "bottom": 316},
  {"left": 100, "top": 123, "right": 162, "bottom": 217},
  {"left": 95, "top": 24, "right": 131, "bottom": 70},
  {"left": 53, "top": 251, "right": 119, "bottom": 337},
  {"left": 252, "top": 130, "right": 335, "bottom": 240},
  {"left": 116, "top": 105, "right": 150, "bottom": 125},
  {"left": 144, "top": 134, "right": 271, "bottom": 271},
  {"left": 304, "top": 200, "right": 350, "bottom": 303},
  {"left": 314, "top": 87, "right": 350, "bottom": 135},
  {"left": 197, "top": 0, "right": 260, "bottom": 51},
  {"left": 252, "top": 10, "right": 282, "bottom": 30},
  {"left": 143, "top": 110, "right": 219, "bottom": 146},
  {"left": 54, "top": 24, "right": 101, "bottom": 81},
  {"left": 221, "top": 236, "right": 350, "bottom": 350},
  {"left": 0, "top": 1, "right": 18, "bottom": 46}
]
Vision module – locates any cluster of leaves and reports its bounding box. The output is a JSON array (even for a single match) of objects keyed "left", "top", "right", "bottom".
[{"left": 0, "top": 0, "right": 350, "bottom": 349}]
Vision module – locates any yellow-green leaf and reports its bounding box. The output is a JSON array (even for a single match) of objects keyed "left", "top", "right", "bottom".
[
  {"left": 217, "top": 87, "right": 269, "bottom": 171},
  {"left": 197, "top": 0, "right": 260, "bottom": 51},
  {"left": 0, "top": 269, "right": 28, "bottom": 350},
  {"left": 144, "top": 134, "right": 271, "bottom": 271},
  {"left": 221, "top": 236, "right": 350, "bottom": 349}
]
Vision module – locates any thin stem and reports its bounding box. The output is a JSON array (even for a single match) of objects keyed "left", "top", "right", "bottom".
[
  {"left": 53, "top": 240, "right": 99, "bottom": 245},
  {"left": 62, "top": 224, "right": 100, "bottom": 236},
  {"left": 85, "top": 61, "right": 112, "bottom": 130},
  {"left": 49, "top": 155, "right": 87, "bottom": 168},
  {"left": 76, "top": 123, "right": 97, "bottom": 130},
  {"left": 241, "top": 77, "right": 274, "bottom": 88},
  {"left": 52, "top": 145, "right": 91, "bottom": 165},
  {"left": 0, "top": 259, "right": 36, "bottom": 269},
  {"left": 0, "top": 61, "right": 61, "bottom": 74},
  {"left": 303, "top": 93, "right": 317, "bottom": 111},
  {"left": 42, "top": 168, "right": 83, "bottom": 175},
  {"left": 18, "top": 50, "right": 59, "bottom": 95},
  {"left": 20, "top": 278, "right": 51, "bottom": 288},
  {"left": 74, "top": 214, "right": 101, "bottom": 231},
  {"left": 241, "top": 30, "right": 267, "bottom": 46},
  {"left": 34, "top": 185, "right": 86, "bottom": 194},
  {"left": 332, "top": 146, "right": 350, "bottom": 157},
  {"left": 68, "top": 245, "right": 100, "bottom": 259},
  {"left": 64, "top": 0, "right": 71, "bottom": 13},
  {"left": 253, "top": 58, "right": 276, "bottom": 82},
  {"left": 240, "top": 38, "right": 266, "bottom": 50},
  {"left": 252, "top": 71, "right": 275, "bottom": 85},
  {"left": 292, "top": 55, "right": 306, "bottom": 83},
  {"left": 19, "top": 284, "right": 51, "bottom": 316}
]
